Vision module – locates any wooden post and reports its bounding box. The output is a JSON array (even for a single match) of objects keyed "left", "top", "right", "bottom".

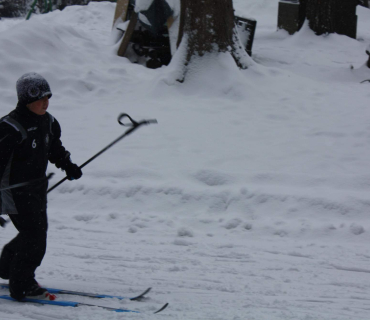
[
  {"left": 117, "top": 11, "right": 138, "bottom": 57},
  {"left": 112, "top": 0, "right": 129, "bottom": 29}
]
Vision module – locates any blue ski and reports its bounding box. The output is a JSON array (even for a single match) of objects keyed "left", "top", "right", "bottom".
[
  {"left": 0, "top": 294, "right": 168, "bottom": 314},
  {"left": 0, "top": 283, "right": 151, "bottom": 301}
]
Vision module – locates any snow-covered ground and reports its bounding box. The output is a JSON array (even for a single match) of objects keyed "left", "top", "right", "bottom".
[{"left": 0, "top": 1, "right": 370, "bottom": 319}]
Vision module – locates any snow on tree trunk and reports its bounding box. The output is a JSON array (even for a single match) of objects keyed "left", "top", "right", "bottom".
[{"left": 173, "top": 0, "right": 253, "bottom": 82}]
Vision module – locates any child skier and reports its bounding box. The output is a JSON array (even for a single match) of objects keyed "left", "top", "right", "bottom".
[{"left": 0, "top": 72, "right": 82, "bottom": 301}]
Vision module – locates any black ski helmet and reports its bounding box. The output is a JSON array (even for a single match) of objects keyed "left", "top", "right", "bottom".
[{"left": 16, "top": 72, "right": 52, "bottom": 105}]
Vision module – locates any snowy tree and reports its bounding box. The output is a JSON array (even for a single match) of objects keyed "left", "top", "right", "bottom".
[{"left": 174, "top": 0, "right": 253, "bottom": 82}]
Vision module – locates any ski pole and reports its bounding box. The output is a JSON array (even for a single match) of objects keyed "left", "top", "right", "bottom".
[
  {"left": 47, "top": 113, "right": 157, "bottom": 193},
  {"left": 0, "top": 173, "right": 54, "bottom": 192},
  {"left": 0, "top": 173, "right": 55, "bottom": 228}
]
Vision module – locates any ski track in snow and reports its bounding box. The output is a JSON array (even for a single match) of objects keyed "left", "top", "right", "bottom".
[{"left": 0, "top": 1, "right": 370, "bottom": 319}]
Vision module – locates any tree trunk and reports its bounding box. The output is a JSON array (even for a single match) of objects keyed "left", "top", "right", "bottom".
[
  {"left": 305, "top": 0, "right": 336, "bottom": 35},
  {"left": 177, "top": 0, "right": 234, "bottom": 59},
  {"left": 305, "top": 0, "right": 357, "bottom": 38},
  {"left": 175, "top": 0, "right": 252, "bottom": 81}
]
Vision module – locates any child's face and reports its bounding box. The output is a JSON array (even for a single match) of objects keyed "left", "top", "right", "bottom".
[{"left": 26, "top": 96, "right": 49, "bottom": 115}]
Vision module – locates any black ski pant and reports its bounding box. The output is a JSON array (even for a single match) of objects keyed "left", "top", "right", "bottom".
[{"left": 0, "top": 210, "right": 48, "bottom": 296}]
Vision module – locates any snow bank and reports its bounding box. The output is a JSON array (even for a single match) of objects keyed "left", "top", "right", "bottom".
[{"left": 0, "top": 0, "right": 369, "bottom": 243}]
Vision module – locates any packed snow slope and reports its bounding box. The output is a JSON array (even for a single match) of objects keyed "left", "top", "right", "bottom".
[{"left": 0, "top": 1, "right": 370, "bottom": 319}]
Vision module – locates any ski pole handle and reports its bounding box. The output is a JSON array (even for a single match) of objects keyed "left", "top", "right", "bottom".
[{"left": 118, "top": 113, "right": 158, "bottom": 127}]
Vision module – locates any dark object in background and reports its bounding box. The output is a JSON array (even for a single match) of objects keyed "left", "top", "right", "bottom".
[
  {"left": 277, "top": 0, "right": 305, "bottom": 35},
  {"left": 138, "top": 0, "right": 173, "bottom": 36},
  {"left": 132, "top": 0, "right": 173, "bottom": 68},
  {"left": 0, "top": 0, "right": 27, "bottom": 18},
  {"left": 278, "top": 0, "right": 358, "bottom": 39},
  {"left": 331, "top": 0, "right": 358, "bottom": 39},
  {"left": 0, "top": 0, "right": 115, "bottom": 18},
  {"left": 116, "top": 0, "right": 173, "bottom": 69},
  {"left": 358, "top": 0, "right": 370, "bottom": 8},
  {"left": 235, "top": 16, "right": 257, "bottom": 57},
  {"left": 367, "top": 50, "right": 370, "bottom": 68},
  {"left": 58, "top": 0, "right": 89, "bottom": 11},
  {"left": 131, "top": 28, "right": 172, "bottom": 69}
]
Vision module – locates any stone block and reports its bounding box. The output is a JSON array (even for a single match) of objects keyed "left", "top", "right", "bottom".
[{"left": 278, "top": 0, "right": 305, "bottom": 35}]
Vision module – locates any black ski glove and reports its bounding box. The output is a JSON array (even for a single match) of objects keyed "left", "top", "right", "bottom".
[
  {"left": 55, "top": 152, "right": 82, "bottom": 180},
  {"left": 64, "top": 162, "right": 82, "bottom": 181}
]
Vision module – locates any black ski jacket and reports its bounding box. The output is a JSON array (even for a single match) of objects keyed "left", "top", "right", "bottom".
[{"left": 0, "top": 104, "right": 71, "bottom": 215}]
